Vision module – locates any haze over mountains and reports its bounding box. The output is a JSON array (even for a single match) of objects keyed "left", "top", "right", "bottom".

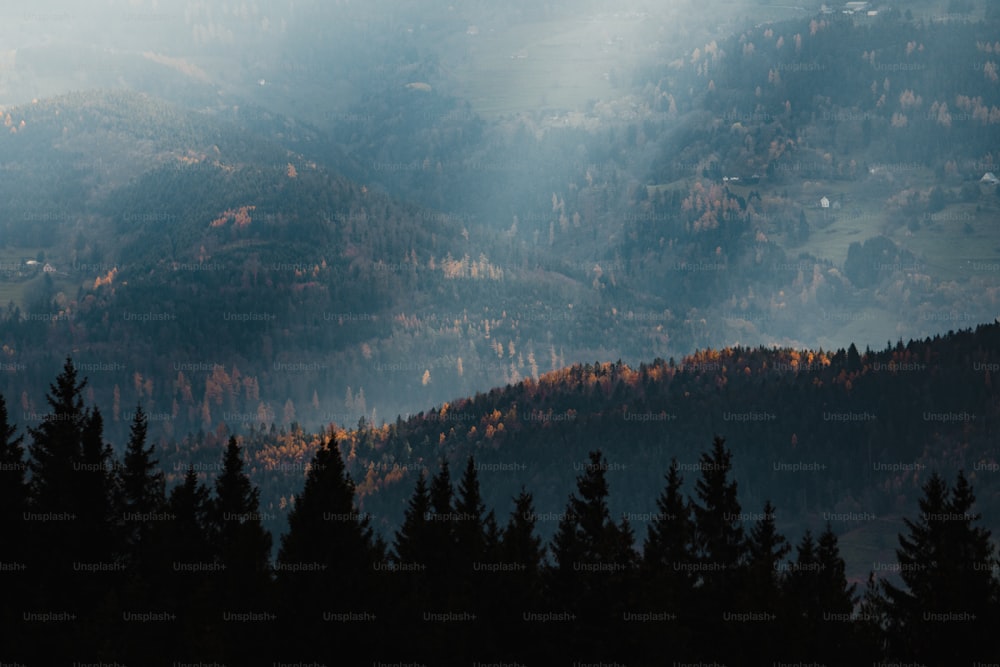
[
  {"left": 1, "top": 0, "right": 1000, "bottom": 623},
  {"left": 2, "top": 0, "right": 998, "bottom": 437},
  {"left": 2, "top": 0, "right": 1000, "bottom": 663}
]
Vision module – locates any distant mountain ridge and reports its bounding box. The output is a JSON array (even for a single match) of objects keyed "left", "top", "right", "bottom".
[
  {"left": 0, "top": 89, "right": 558, "bottom": 443},
  {"left": 304, "top": 321, "right": 1000, "bottom": 583}
]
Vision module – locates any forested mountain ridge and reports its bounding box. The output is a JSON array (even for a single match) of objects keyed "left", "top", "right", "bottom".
[
  {"left": 2, "top": 1, "right": 1000, "bottom": 663},
  {"left": 320, "top": 3, "right": 1000, "bottom": 355},
  {"left": 2, "top": 355, "right": 998, "bottom": 665},
  {"left": 0, "top": 90, "right": 589, "bottom": 445},
  {"left": 2, "top": 3, "right": 1000, "bottom": 451},
  {"left": 131, "top": 321, "right": 1000, "bottom": 585}
]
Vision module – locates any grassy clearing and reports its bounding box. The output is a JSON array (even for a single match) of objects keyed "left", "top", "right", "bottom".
[
  {"left": 0, "top": 247, "right": 78, "bottom": 310},
  {"left": 0, "top": 282, "right": 24, "bottom": 309},
  {"left": 888, "top": 197, "right": 1000, "bottom": 282},
  {"left": 771, "top": 175, "right": 1000, "bottom": 284},
  {"left": 0, "top": 247, "right": 40, "bottom": 309}
]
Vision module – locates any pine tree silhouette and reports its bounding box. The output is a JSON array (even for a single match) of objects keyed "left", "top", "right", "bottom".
[
  {"left": 114, "top": 404, "right": 171, "bottom": 663},
  {"left": 390, "top": 469, "right": 435, "bottom": 659},
  {"left": 207, "top": 436, "right": 274, "bottom": 664},
  {"left": 393, "top": 469, "right": 433, "bottom": 567},
  {"left": 0, "top": 394, "right": 29, "bottom": 661},
  {"left": 427, "top": 458, "right": 457, "bottom": 576},
  {"left": 116, "top": 405, "right": 166, "bottom": 563},
  {"left": 276, "top": 429, "right": 382, "bottom": 660},
  {"left": 688, "top": 436, "right": 746, "bottom": 664},
  {"left": 24, "top": 359, "right": 115, "bottom": 660},
  {"left": 549, "top": 450, "right": 636, "bottom": 661},
  {"left": 454, "top": 456, "right": 487, "bottom": 569},
  {"left": 742, "top": 499, "right": 789, "bottom": 663},
  {"left": 165, "top": 466, "right": 217, "bottom": 661},
  {"left": 639, "top": 458, "right": 696, "bottom": 661},
  {"left": 882, "top": 471, "right": 999, "bottom": 665},
  {"left": 451, "top": 456, "right": 493, "bottom": 658},
  {"left": 497, "top": 486, "right": 548, "bottom": 658},
  {"left": 815, "top": 523, "right": 859, "bottom": 664}
]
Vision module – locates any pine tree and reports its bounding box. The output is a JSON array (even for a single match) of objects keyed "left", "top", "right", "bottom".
[
  {"left": 116, "top": 405, "right": 166, "bottom": 564},
  {"left": 816, "top": 523, "right": 856, "bottom": 617},
  {"left": 454, "top": 456, "right": 487, "bottom": 569},
  {"left": 113, "top": 404, "right": 171, "bottom": 663},
  {"left": 548, "top": 450, "right": 636, "bottom": 661},
  {"left": 446, "top": 456, "right": 495, "bottom": 657},
  {"left": 688, "top": 436, "right": 746, "bottom": 664},
  {"left": 427, "top": 458, "right": 456, "bottom": 570},
  {"left": 24, "top": 360, "right": 118, "bottom": 660},
  {"left": 393, "top": 470, "right": 433, "bottom": 567},
  {"left": 0, "top": 394, "right": 29, "bottom": 660},
  {"left": 78, "top": 407, "right": 117, "bottom": 562},
  {"left": 27, "top": 358, "right": 88, "bottom": 515},
  {"left": 639, "top": 458, "right": 696, "bottom": 661},
  {"left": 742, "top": 500, "right": 790, "bottom": 664},
  {"left": 278, "top": 430, "right": 378, "bottom": 572},
  {"left": 857, "top": 571, "right": 889, "bottom": 660},
  {"left": 165, "top": 466, "right": 219, "bottom": 661},
  {"left": 167, "top": 466, "right": 213, "bottom": 566},
  {"left": 276, "top": 429, "right": 382, "bottom": 659},
  {"left": 745, "top": 500, "right": 789, "bottom": 602},
  {"left": 210, "top": 436, "right": 272, "bottom": 577},
  {"left": 208, "top": 436, "right": 274, "bottom": 663},
  {"left": 483, "top": 508, "right": 501, "bottom": 560},
  {"left": 0, "top": 393, "right": 26, "bottom": 554},
  {"left": 390, "top": 469, "right": 436, "bottom": 660},
  {"left": 846, "top": 342, "right": 861, "bottom": 371},
  {"left": 881, "top": 471, "right": 999, "bottom": 664},
  {"left": 691, "top": 436, "right": 746, "bottom": 578},
  {"left": 552, "top": 450, "right": 624, "bottom": 567},
  {"left": 643, "top": 458, "right": 695, "bottom": 571},
  {"left": 814, "top": 523, "right": 860, "bottom": 664},
  {"left": 501, "top": 488, "right": 545, "bottom": 574},
  {"left": 786, "top": 529, "right": 821, "bottom": 622}
]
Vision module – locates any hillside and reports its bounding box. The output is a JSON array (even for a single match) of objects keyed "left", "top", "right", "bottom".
[
  {"left": 2, "top": 1, "right": 1000, "bottom": 663},
  {"left": 1, "top": 5, "right": 999, "bottom": 447},
  {"left": 0, "top": 90, "right": 621, "bottom": 444},
  {"left": 314, "top": 2, "right": 1000, "bottom": 353},
  {"left": 152, "top": 321, "right": 1000, "bottom": 584},
  {"left": 8, "top": 354, "right": 998, "bottom": 665}
]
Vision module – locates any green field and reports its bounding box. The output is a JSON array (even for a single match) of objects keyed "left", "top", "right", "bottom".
[
  {"left": 0, "top": 282, "right": 23, "bottom": 309},
  {"left": 761, "top": 174, "right": 1000, "bottom": 283},
  {"left": 0, "top": 248, "right": 38, "bottom": 309},
  {"left": 888, "top": 198, "right": 1000, "bottom": 282},
  {"left": 0, "top": 247, "right": 77, "bottom": 310}
]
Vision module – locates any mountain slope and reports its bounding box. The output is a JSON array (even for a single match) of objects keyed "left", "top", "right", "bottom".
[{"left": 292, "top": 322, "right": 1000, "bottom": 583}]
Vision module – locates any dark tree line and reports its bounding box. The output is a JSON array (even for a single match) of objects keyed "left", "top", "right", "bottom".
[{"left": 2, "top": 359, "right": 998, "bottom": 665}]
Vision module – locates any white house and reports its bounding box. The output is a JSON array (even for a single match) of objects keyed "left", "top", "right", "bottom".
[
  {"left": 981, "top": 172, "right": 999, "bottom": 185},
  {"left": 844, "top": 1, "right": 870, "bottom": 13},
  {"left": 820, "top": 196, "right": 830, "bottom": 208}
]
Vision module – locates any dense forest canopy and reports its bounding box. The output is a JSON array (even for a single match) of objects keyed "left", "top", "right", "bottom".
[{"left": 2, "top": 358, "right": 998, "bottom": 664}]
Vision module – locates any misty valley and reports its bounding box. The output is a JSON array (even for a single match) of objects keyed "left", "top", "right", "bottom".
[{"left": 1, "top": 0, "right": 1000, "bottom": 664}]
